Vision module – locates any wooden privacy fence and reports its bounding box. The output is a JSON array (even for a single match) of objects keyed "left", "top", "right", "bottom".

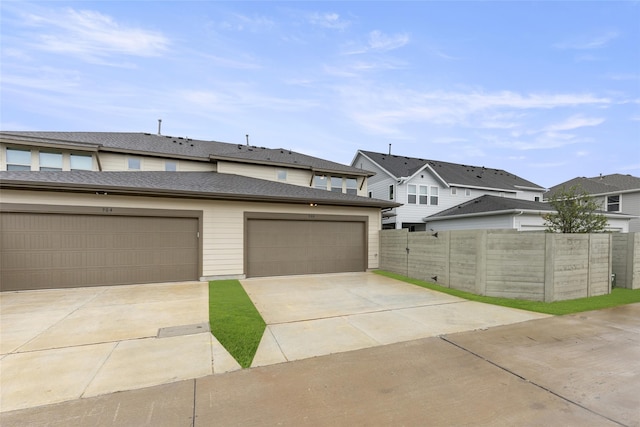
[{"left": 380, "top": 229, "right": 612, "bottom": 302}]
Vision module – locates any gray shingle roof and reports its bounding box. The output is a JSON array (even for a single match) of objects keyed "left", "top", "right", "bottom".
[
  {"left": 0, "top": 171, "right": 398, "bottom": 208},
  {"left": 0, "top": 131, "right": 371, "bottom": 176},
  {"left": 358, "top": 150, "right": 544, "bottom": 191},
  {"left": 427, "top": 195, "right": 554, "bottom": 219},
  {"left": 546, "top": 174, "right": 640, "bottom": 199}
]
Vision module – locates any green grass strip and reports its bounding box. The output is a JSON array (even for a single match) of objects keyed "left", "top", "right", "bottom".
[
  {"left": 375, "top": 270, "right": 640, "bottom": 315},
  {"left": 208, "top": 280, "right": 266, "bottom": 368}
]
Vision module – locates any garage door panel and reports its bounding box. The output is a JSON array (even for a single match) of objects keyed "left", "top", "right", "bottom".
[
  {"left": 247, "top": 219, "right": 366, "bottom": 278},
  {"left": 1, "top": 213, "right": 199, "bottom": 291}
]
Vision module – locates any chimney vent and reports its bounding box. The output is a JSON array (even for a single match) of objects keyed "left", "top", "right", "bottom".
[
  {"left": 388, "top": 143, "right": 392, "bottom": 155},
  {"left": 157, "top": 119, "right": 162, "bottom": 135},
  {"left": 246, "top": 134, "right": 249, "bottom": 146}
]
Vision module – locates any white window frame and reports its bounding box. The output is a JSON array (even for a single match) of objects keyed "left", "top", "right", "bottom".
[
  {"left": 165, "top": 161, "right": 177, "bottom": 172},
  {"left": 39, "top": 152, "right": 63, "bottom": 171},
  {"left": 465, "top": 188, "right": 471, "bottom": 197},
  {"left": 70, "top": 153, "right": 93, "bottom": 171},
  {"left": 6, "top": 148, "right": 31, "bottom": 171},
  {"left": 330, "top": 176, "right": 343, "bottom": 193},
  {"left": 277, "top": 169, "right": 287, "bottom": 181},
  {"left": 408, "top": 184, "right": 417, "bottom": 204},
  {"left": 314, "top": 175, "right": 328, "bottom": 190},
  {"left": 346, "top": 178, "right": 357, "bottom": 195},
  {"left": 128, "top": 157, "right": 141, "bottom": 170},
  {"left": 430, "top": 186, "right": 439, "bottom": 206},
  {"left": 389, "top": 184, "right": 394, "bottom": 200},
  {"left": 419, "top": 185, "right": 428, "bottom": 205},
  {"left": 607, "top": 195, "right": 621, "bottom": 212},
  {"left": 451, "top": 187, "right": 457, "bottom": 196}
]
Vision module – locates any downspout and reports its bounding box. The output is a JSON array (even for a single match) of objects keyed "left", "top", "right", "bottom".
[{"left": 514, "top": 210, "right": 524, "bottom": 230}]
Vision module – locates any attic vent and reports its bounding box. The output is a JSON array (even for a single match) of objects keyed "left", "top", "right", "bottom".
[
  {"left": 190, "top": 144, "right": 194, "bottom": 147},
  {"left": 476, "top": 175, "right": 482, "bottom": 179}
]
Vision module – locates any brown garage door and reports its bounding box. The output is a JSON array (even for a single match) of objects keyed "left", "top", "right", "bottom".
[
  {"left": 0, "top": 213, "right": 199, "bottom": 291},
  {"left": 246, "top": 219, "right": 366, "bottom": 277}
]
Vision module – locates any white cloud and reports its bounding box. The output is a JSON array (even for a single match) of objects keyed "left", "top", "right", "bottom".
[
  {"left": 343, "top": 30, "right": 410, "bottom": 55},
  {"left": 368, "top": 30, "right": 409, "bottom": 52},
  {"left": 24, "top": 8, "right": 170, "bottom": 60},
  {"left": 308, "top": 12, "right": 350, "bottom": 30},
  {"left": 543, "top": 115, "right": 605, "bottom": 132},
  {"left": 221, "top": 13, "right": 275, "bottom": 32},
  {"left": 554, "top": 31, "right": 619, "bottom": 50}
]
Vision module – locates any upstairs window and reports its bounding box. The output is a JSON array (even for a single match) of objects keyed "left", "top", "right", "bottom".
[
  {"left": 277, "top": 169, "right": 287, "bottom": 181},
  {"left": 430, "top": 186, "right": 439, "bottom": 205},
  {"left": 419, "top": 186, "right": 428, "bottom": 205},
  {"left": 346, "top": 178, "right": 357, "bottom": 195},
  {"left": 128, "top": 157, "right": 141, "bottom": 170},
  {"left": 70, "top": 154, "right": 93, "bottom": 171},
  {"left": 465, "top": 188, "right": 471, "bottom": 197},
  {"left": 314, "top": 175, "right": 328, "bottom": 190},
  {"left": 607, "top": 195, "right": 620, "bottom": 212},
  {"left": 330, "top": 176, "right": 343, "bottom": 192},
  {"left": 389, "top": 184, "right": 394, "bottom": 200},
  {"left": 408, "top": 185, "right": 417, "bottom": 204},
  {"left": 165, "top": 161, "right": 177, "bottom": 172},
  {"left": 451, "top": 188, "right": 457, "bottom": 196},
  {"left": 39, "top": 152, "right": 62, "bottom": 171},
  {"left": 6, "top": 148, "right": 31, "bottom": 171}
]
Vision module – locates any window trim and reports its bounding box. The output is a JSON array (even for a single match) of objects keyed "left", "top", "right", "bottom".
[
  {"left": 128, "top": 157, "right": 141, "bottom": 171},
  {"left": 419, "top": 185, "right": 428, "bottom": 205},
  {"left": 70, "top": 153, "right": 93, "bottom": 171},
  {"left": 39, "top": 151, "right": 63, "bottom": 171},
  {"left": 389, "top": 184, "right": 394, "bottom": 200},
  {"left": 407, "top": 184, "right": 417, "bottom": 204},
  {"left": 430, "top": 186, "right": 439, "bottom": 206},
  {"left": 607, "top": 195, "right": 621, "bottom": 212},
  {"left": 6, "top": 148, "right": 32, "bottom": 171}
]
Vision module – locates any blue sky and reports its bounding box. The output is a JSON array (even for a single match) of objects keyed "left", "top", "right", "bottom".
[{"left": 1, "top": 1, "right": 638, "bottom": 188}]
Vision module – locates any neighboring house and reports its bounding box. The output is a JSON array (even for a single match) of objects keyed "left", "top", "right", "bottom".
[
  {"left": 546, "top": 174, "right": 640, "bottom": 233},
  {"left": 351, "top": 150, "right": 546, "bottom": 231},
  {"left": 424, "top": 195, "right": 632, "bottom": 232},
  {"left": 0, "top": 131, "right": 398, "bottom": 292}
]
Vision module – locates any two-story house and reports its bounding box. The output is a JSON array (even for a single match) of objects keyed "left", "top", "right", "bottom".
[
  {"left": 351, "top": 150, "right": 546, "bottom": 231},
  {"left": 0, "top": 131, "right": 398, "bottom": 291},
  {"left": 546, "top": 174, "right": 640, "bottom": 232}
]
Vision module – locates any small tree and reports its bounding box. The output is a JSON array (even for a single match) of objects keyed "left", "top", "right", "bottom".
[{"left": 543, "top": 185, "right": 608, "bottom": 233}]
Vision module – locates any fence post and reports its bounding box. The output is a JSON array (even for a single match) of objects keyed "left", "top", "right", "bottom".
[
  {"left": 476, "top": 230, "right": 487, "bottom": 296},
  {"left": 544, "top": 233, "right": 555, "bottom": 302}
]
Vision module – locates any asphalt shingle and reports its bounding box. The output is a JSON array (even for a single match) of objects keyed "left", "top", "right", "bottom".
[
  {"left": 358, "top": 150, "right": 544, "bottom": 192},
  {"left": 0, "top": 171, "right": 398, "bottom": 208}
]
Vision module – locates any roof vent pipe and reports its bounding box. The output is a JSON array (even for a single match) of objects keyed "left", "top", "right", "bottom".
[
  {"left": 157, "top": 119, "right": 162, "bottom": 135},
  {"left": 388, "top": 143, "right": 391, "bottom": 155},
  {"left": 246, "top": 134, "right": 249, "bottom": 146}
]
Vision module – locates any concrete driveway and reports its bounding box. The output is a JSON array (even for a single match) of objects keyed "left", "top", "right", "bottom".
[
  {"left": 242, "top": 272, "right": 549, "bottom": 366},
  {"left": 0, "top": 272, "right": 548, "bottom": 413},
  {"left": 0, "top": 281, "right": 239, "bottom": 413}
]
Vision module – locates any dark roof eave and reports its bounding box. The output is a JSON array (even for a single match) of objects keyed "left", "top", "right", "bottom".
[{"left": 0, "top": 181, "right": 398, "bottom": 209}]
